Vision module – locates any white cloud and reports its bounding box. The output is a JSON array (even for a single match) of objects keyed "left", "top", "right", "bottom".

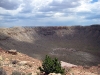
[
  {"left": 0, "top": 0, "right": 24, "bottom": 15},
  {"left": 31, "top": 0, "right": 52, "bottom": 13},
  {"left": 75, "top": 1, "right": 91, "bottom": 12},
  {"left": 0, "top": 0, "right": 100, "bottom": 27},
  {"left": 0, "top": 0, "right": 22, "bottom": 10}
]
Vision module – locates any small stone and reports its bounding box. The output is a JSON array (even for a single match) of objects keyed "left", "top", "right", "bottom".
[
  {"left": 5, "top": 58, "right": 9, "bottom": 61},
  {"left": 98, "top": 64, "right": 100, "bottom": 68},
  {"left": 11, "top": 60, "right": 19, "bottom": 64},
  {"left": 25, "top": 61, "right": 33, "bottom": 67},
  {"left": 20, "top": 66, "right": 26, "bottom": 69},
  {"left": 49, "top": 73, "right": 61, "bottom": 75},
  {"left": 7, "top": 49, "right": 17, "bottom": 55},
  {"left": 9, "top": 64, "right": 13, "bottom": 67},
  {"left": 32, "top": 72, "right": 37, "bottom": 75},
  {"left": 18, "top": 61, "right": 28, "bottom": 66},
  {"left": 36, "top": 70, "right": 40, "bottom": 73},
  {"left": 84, "top": 65, "right": 90, "bottom": 69},
  {"left": 0, "top": 56, "right": 3, "bottom": 60}
]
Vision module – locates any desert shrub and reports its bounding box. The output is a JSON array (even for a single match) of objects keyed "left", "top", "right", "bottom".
[
  {"left": 0, "top": 67, "right": 7, "bottom": 75},
  {"left": 39, "top": 55, "right": 65, "bottom": 75}
]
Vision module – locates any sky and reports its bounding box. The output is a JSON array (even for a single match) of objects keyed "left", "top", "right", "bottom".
[{"left": 0, "top": 0, "right": 100, "bottom": 27}]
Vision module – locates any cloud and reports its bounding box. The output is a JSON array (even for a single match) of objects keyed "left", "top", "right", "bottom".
[
  {"left": 0, "top": 0, "right": 22, "bottom": 10},
  {"left": 19, "top": 0, "right": 33, "bottom": 13},
  {"left": 76, "top": 0, "right": 100, "bottom": 20},
  {"left": 50, "top": 0, "right": 80, "bottom": 8},
  {"left": 39, "top": 0, "right": 80, "bottom": 12},
  {"left": 86, "top": 14, "right": 100, "bottom": 19},
  {"left": 0, "top": 0, "right": 100, "bottom": 27}
]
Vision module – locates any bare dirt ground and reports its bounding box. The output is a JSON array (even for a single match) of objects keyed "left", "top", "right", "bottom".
[
  {"left": 0, "top": 48, "right": 41, "bottom": 75},
  {"left": 61, "top": 61, "right": 100, "bottom": 75},
  {"left": 65, "top": 66, "right": 100, "bottom": 75}
]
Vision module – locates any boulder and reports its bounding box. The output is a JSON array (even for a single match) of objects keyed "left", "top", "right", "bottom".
[
  {"left": 7, "top": 50, "right": 17, "bottom": 55},
  {"left": 49, "top": 73, "right": 61, "bottom": 75},
  {"left": 61, "top": 61, "right": 77, "bottom": 68}
]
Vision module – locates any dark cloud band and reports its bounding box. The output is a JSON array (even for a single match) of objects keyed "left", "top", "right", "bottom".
[{"left": 0, "top": 0, "right": 20, "bottom": 10}]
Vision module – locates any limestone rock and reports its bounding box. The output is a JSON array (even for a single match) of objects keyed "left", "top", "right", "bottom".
[
  {"left": 7, "top": 50, "right": 17, "bottom": 55},
  {"left": 0, "top": 56, "right": 3, "bottom": 60},
  {"left": 61, "top": 61, "right": 77, "bottom": 68},
  {"left": 49, "top": 73, "right": 61, "bottom": 75},
  {"left": 32, "top": 72, "right": 37, "bottom": 75},
  {"left": 18, "top": 61, "right": 28, "bottom": 66}
]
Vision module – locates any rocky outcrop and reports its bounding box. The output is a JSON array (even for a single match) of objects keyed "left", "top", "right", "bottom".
[
  {"left": 61, "top": 61, "right": 77, "bottom": 68},
  {"left": 0, "top": 48, "right": 41, "bottom": 75},
  {"left": 6, "top": 50, "right": 17, "bottom": 55}
]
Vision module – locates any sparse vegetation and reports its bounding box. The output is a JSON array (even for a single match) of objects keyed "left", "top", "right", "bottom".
[{"left": 39, "top": 55, "right": 65, "bottom": 75}]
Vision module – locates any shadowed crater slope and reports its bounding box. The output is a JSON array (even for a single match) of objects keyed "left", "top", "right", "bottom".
[{"left": 0, "top": 25, "right": 100, "bottom": 66}]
